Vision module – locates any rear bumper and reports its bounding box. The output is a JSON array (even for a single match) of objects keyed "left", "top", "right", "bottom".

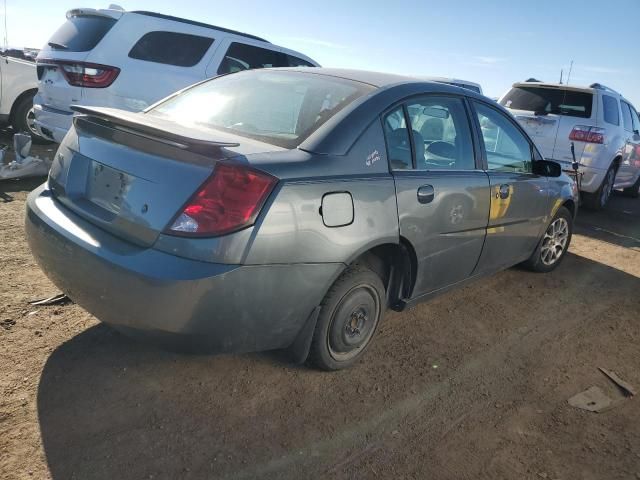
[
  {"left": 33, "top": 96, "right": 73, "bottom": 143},
  {"left": 25, "top": 184, "right": 342, "bottom": 353}
]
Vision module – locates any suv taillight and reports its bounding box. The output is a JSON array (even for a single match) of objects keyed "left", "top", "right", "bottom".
[
  {"left": 166, "top": 163, "right": 277, "bottom": 237},
  {"left": 569, "top": 125, "right": 605, "bottom": 144},
  {"left": 40, "top": 59, "right": 120, "bottom": 88}
]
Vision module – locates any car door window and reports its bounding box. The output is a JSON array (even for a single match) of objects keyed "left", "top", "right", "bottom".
[
  {"left": 406, "top": 96, "right": 475, "bottom": 170},
  {"left": 474, "top": 102, "right": 533, "bottom": 173},
  {"left": 382, "top": 106, "right": 413, "bottom": 170},
  {"left": 621, "top": 101, "right": 634, "bottom": 132},
  {"left": 630, "top": 105, "right": 640, "bottom": 132},
  {"left": 217, "top": 42, "right": 286, "bottom": 75},
  {"left": 129, "top": 31, "right": 214, "bottom": 67}
]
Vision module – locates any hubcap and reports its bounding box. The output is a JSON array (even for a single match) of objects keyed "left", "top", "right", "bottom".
[
  {"left": 327, "top": 285, "right": 381, "bottom": 361},
  {"left": 540, "top": 217, "right": 569, "bottom": 266},
  {"left": 600, "top": 169, "right": 615, "bottom": 207},
  {"left": 26, "top": 107, "right": 38, "bottom": 136}
]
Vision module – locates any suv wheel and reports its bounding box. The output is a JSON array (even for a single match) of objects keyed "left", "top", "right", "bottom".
[
  {"left": 308, "top": 264, "right": 385, "bottom": 370},
  {"left": 523, "top": 206, "right": 573, "bottom": 273},
  {"left": 583, "top": 165, "right": 616, "bottom": 210},
  {"left": 12, "top": 92, "right": 51, "bottom": 145}
]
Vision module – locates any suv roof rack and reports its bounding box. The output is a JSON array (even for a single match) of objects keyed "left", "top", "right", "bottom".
[
  {"left": 131, "top": 11, "right": 270, "bottom": 43},
  {"left": 589, "top": 83, "right": 619, "bottom": 95}
]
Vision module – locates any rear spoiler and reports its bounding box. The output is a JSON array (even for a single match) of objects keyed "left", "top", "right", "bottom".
[{"left": 71, "top": 105, "right": 240, "bottom": 154}]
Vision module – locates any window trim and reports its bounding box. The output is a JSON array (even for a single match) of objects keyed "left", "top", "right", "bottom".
[
  {"left": 469, "top": 99, "right": 538, "bottom": 176},
  {"left": 381, "top": 93, "right": 483, "bottom": 173},
  {"left": 602, "top": 94, "right": 620, "bottom": 126}
]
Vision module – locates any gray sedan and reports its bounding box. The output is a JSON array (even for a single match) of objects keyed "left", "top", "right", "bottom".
[{"left": 25, "top": 68, "right": 578, "bottom": 370}]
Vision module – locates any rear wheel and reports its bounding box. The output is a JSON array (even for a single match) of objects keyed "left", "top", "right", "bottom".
[
  {"left": 523, "top": 206, "right": 573, "bottom": 273},
  {"left": 12, "top": 93, "right": 50, "bottom": 145},
  {"left": 308, "top": 264, "right": 385, "bottom": 371},
  {"left": 582, "top": 165, "right": 616, "bottom": 210}
]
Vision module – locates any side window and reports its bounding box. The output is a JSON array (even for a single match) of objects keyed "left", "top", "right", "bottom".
[
  {"left": 630, "top": 105, "right": 640, "bottom": 132},
  {"left": 285, "top": 54, "right": 314, "bottom": 67},
  {"left": 621, "top": 101, "right": 634, "bottom": 132},
  {"left": 128, "top": 31, "right": 214, "bottom": 67},
  {"left": 383, "top": 107, "right": 412, "bottom": 170},
  {"left": 406, "top": 96, "right": 475, "bottom": 170},
  {"left": 473, "top": 102, "right": 533, "bottom": 173},
  {"left": 217, "top": 42, "right": 286, "bottom": 75},
  {"left": 602, "top": 95, "right": 620, "bottom": 126}
]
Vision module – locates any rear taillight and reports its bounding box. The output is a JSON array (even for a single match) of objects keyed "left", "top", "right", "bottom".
[
  {"left": 39, "top": 59, "right": 120, "bottom": 88},
  {"left": 167, "top": 163, "right": 277, "bottom": 237},
  {"left": 569, "top": 125, "right": 605, "bottom": 144}
]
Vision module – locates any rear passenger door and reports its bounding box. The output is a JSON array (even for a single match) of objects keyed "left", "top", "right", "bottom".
[
  {"left": 471, "top": 101, "right": 550, "bottom": 272},
  {"left": 384, "top": 95, "right": 491, "bottom": 297},
  {"left": 618, "top": 101, "right": 640, "bottom": 186}
]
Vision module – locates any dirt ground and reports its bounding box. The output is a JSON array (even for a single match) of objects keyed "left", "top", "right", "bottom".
[{"left": 1, "top": 129, "right": 639, "bottom": 480}]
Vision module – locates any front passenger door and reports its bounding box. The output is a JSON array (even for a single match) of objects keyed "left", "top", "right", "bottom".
[{"left": 472, "top": 101, "right": 550, "bottom": 272}]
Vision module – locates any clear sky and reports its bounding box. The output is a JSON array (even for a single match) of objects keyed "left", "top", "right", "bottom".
[{"left": 5, "top": 0, "right": 640, "bottom": 105}]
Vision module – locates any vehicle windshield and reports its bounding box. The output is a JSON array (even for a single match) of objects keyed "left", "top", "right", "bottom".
[
  {"left": 500, "top": 86, "right": 593, "bottom": 118},
  {"left": 150, "top": 70, "right": 375, "bottom": 148}
]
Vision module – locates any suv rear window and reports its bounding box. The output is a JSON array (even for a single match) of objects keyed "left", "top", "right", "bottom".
[
  {"left": 602, "top": 95, "right": 620, "bottom": 126},
  {"left": 129, "top": 31, "right": 214, "bottom": 67},
  {"left": 500, "top": 86, "right": 593, "bottom": 118},
  {"left": 47, "top": 15, "right": 116, "bottom": 52},
  {"left": 218, "top": 42, "right": 286, "bottom": 75},
  {"left": 151, "top": 70, "right": 374, "bottom": 149}
]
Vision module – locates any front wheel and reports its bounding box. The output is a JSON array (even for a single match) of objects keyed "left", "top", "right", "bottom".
[
  {"left": 522, "top": 206, "right": 573, "bottom": 273},
  {"left": 307, "top": 264, "right": 385, "bottom": 371}
]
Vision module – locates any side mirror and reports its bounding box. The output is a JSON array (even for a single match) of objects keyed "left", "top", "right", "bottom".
[{"left": 533, "top": 159, "right": 562, "bottom": 177}]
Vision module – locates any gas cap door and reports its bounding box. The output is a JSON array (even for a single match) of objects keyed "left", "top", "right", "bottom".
[{"left": 321, "top": 192, "right": 354, "bottom": 227}]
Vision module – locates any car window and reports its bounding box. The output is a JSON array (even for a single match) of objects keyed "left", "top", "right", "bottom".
[
  {"left": 500, "top": 87, "right": 593, "bottom": 118},
  {"left": 383, "top": 107, "right": 413, "bottom": 170},
  {"left": 151, "top": 70, "right": 374, "bottom": 149},
  {"left": 285, "top": 54, "right": 314, "bottom": 67},
  {"left": 474, "top": 102, "right": 532, "bottom": 173},
  {"left": 218, "top": 42, "right": 286, "bottom": 75},
  {"left": 602, "top": 95, "right": 620, "bottom": 126},
  {"left": 128, "top": 31, "right": 214, "bottom": 67},
  {"left": 47, "top": 15, "right": 117, "bottom": 52},
  {"left": 621, "top": 101, "right": 634, "bottom": 132},
  {"left": 630, "top": 104, "right": 640, "bottom": 132},
  {"left": 406, "top": 96, "right": 475, "bottom": 170}
]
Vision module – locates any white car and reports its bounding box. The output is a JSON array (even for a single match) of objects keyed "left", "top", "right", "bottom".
[
  {"left": 500, "top": 81, "right": 640, "bottom": 208},
  {"left": 0, "top": 52, "right": 47, "bottom": 142},
  {"left": 34, "top": 6, "right": 319, "bottom": 143}
]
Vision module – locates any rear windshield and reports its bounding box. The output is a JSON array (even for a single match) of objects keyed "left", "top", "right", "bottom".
[
  {"left": 47, "top": 15, "right": 116, "bottom": 52},
  {"left": 500, "top": 86, "right": 593, "bottom": 118},
  {"left": 150, "top": 70, "right": 374, "bottom": 149}
]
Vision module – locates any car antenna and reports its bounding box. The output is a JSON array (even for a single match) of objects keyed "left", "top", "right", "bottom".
[
  {"left": 566, "top": 60, "right": 574, "bottom": 85},
  {"left": 559, "top": 69, "right": 563, "bottom": 85}
]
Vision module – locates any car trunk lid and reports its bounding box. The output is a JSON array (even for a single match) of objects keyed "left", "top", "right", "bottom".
[{"left": 48, "top": 107, "right": 284, "bottom": 247}]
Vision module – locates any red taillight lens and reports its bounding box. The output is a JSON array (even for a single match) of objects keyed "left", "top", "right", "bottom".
[
  {"left": 167, "top": 163, "right": 277, "bottom": 237},
  {"left": 42, "top": 60, "right": 120, "bottom": 88},
  {"left": 569, "top": 125, "right": 605, "bottom": 144}
]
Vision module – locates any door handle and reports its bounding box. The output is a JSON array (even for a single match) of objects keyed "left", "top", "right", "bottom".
[
  {"left": 497, "top": 184, "right": 510, "bottom": 199},
  {"left": 417, "top": 184, "right": 434, "bottom": 204}
]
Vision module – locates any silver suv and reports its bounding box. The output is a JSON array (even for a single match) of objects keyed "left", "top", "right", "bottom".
[{"left": 500, "top": 82, "right": 640, "bottom": 209}]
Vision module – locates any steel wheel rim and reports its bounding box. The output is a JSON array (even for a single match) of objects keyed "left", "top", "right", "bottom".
[
  {"left": 600, "top": 169, "right": 614, "bottom": 207},
  {"left": 327, "top": 284, "right": 381, "bottom": 362},
  {"left": 540, "top": 217, "right": 569, "bottom": 266},
  {"left": 26, "top": 107, "right": 38, "bottom": 136}
]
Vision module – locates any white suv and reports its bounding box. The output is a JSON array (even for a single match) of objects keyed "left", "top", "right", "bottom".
[
  {"left": 34, "top": 6, "right": 319, "bottom": 143},
  {"left": 500, "top": 81, "right": 640, "bottom": 209}
]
